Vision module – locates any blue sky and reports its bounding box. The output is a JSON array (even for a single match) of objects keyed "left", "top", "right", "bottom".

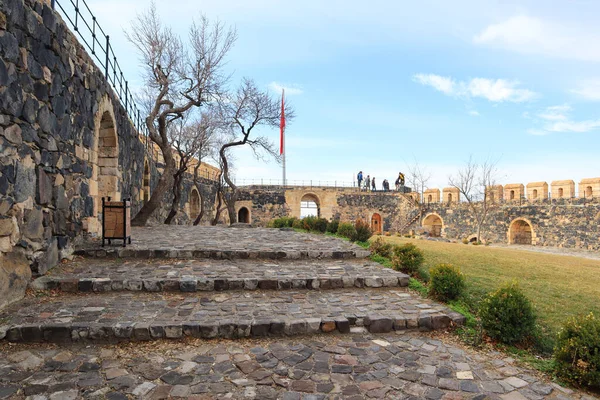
[{"left": 81, "top": 0, "right": 600, "bottom": 190}]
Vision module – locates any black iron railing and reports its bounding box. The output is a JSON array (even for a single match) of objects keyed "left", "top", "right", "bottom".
[{"left": 50, "top": 0, "right": 150, "bottom": 149}]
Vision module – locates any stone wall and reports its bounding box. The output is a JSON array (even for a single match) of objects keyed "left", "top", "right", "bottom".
[
  {"left": 420, "top": 199, "right": 600, "bottom": 250},
  {"left": 0, "top": 0, "right": 218, "bottom": 308}
]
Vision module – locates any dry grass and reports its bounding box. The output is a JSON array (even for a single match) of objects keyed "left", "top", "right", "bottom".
[{"left": 382, "top": 237, "right": 600, "bottom": 332}]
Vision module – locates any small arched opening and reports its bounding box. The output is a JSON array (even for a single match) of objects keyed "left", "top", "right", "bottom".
[
  {"left": 238, "top": 207, "right": 250, "bottom": 224},
  {"left": 532, "top": 189, "right": 538, "bottom": 200},
  {"left": 447, "top": 193, "right": 452, "bottom": 203},
  {"left": 422, "top": 213, "right": 443, "bottom": 237},
  {"left": 586, "top": 186, "right": 593, "bottom": 198},
  {"left": 558, "top": 188, "right": 564, "bottom": 198},
  {"left": 143, "top": 160, "right": 150, "bottom": 204},
  {"left": 510, "top": 190, "right": 515, "bottom": 200},
  {"left": 371, "top": 213, "right": 382, "bottom": 234},
  {"left": 300, "top": 194, "right": 320, "bottom": 218},
  {"left": 509, "top": 219, "right": 533, "bottom": 245},
  {"left": 189, "top": 188, "right": 200, "bottom": 219},
  {"left": 427, "top": 194, "right": 433, "bottom": 203}
]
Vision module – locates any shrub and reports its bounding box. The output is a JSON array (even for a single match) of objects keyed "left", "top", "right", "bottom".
[
  {"left": 337, "top": 222, "right": 356, "bottom": 239},
  {"left": 352, "top": 220, "right": 372, "bottom": 242},
  {"left": 313, "top": 218, "right": 329, "bottom": 233},
  {"left": 326, "top": 219, "right": 340, "bottom": 234},
  {"left": 391, "top": 243, "right": 424, "bottom": 274},
  {"left": 554, "top": 313, "right": 600, "bottom": 388},
  {"left": 462, "top": 238, "right": 469, "bottom": 245},
  {"left": 272, "top": 217, "right": 295, "bottom": 228},
  {"left": 302, "top": 215, "right": 317, "bottom": 231},
  {"left": 369, "top": 237, "right": 393, "bottom": 258},
  {"left": 429, "top": 263, "right": 466, "bottom": 302},
  {"left": 479, "top": 282, "right": 536, "bottom": 344},
  {"left": 292, "top": 218, "right": 304, "bottom": 230},
  {"left": 416, "top": 267, "right": 430, "bottom": 283}
]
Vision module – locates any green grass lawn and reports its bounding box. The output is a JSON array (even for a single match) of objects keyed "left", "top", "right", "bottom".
[{"left": 381, "top": 236, "right": 600, "bottom": 333}]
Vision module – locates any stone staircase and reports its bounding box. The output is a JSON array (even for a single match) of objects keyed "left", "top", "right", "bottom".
[{"left": 0, "top": 227, "right": 465, "bottom": 344}]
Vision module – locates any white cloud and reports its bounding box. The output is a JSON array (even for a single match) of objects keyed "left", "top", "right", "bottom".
[
  {"left": 537, "top": 104, "right": 571, "bottom": 121},
  {"left": 468, "top": 110, "right": 480, "bottom": 117},
  {"left": 268, "top": 82, "right": 304, "bottom": 95},
  {"left": 473, "top": 15, "right": 600, "bottom": 62},
  {"left": 413, "top": 74, "right": 455, "bottom": 95},
  {"left": 413, "top": 73, "right": 537, "bottom": 103},
  {"left": 527, "top": 105, "right": 600, "bottom": 135},
  {"left": 571, "top": 79, "right": 600, "bottom": 101}
]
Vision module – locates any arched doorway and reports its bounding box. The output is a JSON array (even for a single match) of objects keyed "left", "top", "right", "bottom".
[
  {"left": 371, "top": 213, "right": 382, "bottom": 234},
  {"left": 422, "top": 213, "right": 443, "bottom": 237},
  {"left": 509, "top": 219, "right": 533, "bottom": 245},
  {"left": 143, "top": 160, "right": 150, "bottom": 204},
  {"left": 238, "top": 207, "right": 250, "bottom": 223},
  {"left": 300, "top": 194, "right": 320, "bottom": 218},
  {"left": 586, "top": 186, "right": 593, "bottom": 198},
  {"left": 190, "top": 188, "right": 200, "bottom": 219},
  {"left": 447, "top": 193, "right": 453, "bottom": 203},
  {"left": 558, "top": 188, "right": 564, "bottom": 198}
]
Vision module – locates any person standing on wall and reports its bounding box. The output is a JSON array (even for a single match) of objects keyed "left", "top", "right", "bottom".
[
  {"left": 372, "top": 177, "right": 376, "bottom": 191},
  {"left": 365, "top": 175, "right": 371, "bottom": 192},
  {"left": 357, "top": 171, "right": 363, "bottom": 191}
]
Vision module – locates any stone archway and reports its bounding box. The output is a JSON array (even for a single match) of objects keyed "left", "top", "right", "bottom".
[
  {"left": 508, "top": 218, "right": 535, "bottom": 245},
  {"left": 300, "top": 193, "right": 320, "bottom": 218},
  {"left": 189, "top": 188, "right": 200, "bottom": 219},
  {"left": 371, "top": 213, "right": 382, "bottom": 234},
  {"left": 422, "top": 213, "right": 443, "bottom": 237},
  {"left": 238, "top": 207, "right": 250, "bottom": 224},
  {"left": 87, "top": 97, "right": 121, "bottom": 234}
]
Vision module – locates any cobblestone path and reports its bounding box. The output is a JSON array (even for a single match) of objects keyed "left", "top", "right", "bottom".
[
  {"left": 0, "top": 226, "right": 595, "bottom": 398},
  {"left": 0, "top": 333, "right": 593, "bottom": 399},
  {"left": 78, "top": 227, "right": 370, "bottom": 259},
  {"left": 32, "top": 258, "right": 410, "bottom": 293}
]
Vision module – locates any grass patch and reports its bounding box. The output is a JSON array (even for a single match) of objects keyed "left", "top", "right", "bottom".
[
  {"left": 369, "top": 254, "right": 393, "bottom": 268},
  {"left": 381, "top": 236, "right": 600, "bottom": 336},
  {"left": 408, "top": 278, "right": 428, "bottom": 297}
]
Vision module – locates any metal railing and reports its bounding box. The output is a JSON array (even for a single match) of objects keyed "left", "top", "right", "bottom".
[{"left": 50, "top": 0, "right": 150, "bottom": 149}]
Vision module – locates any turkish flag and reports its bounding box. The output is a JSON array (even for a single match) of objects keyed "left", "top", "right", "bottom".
[{"left": 280, "top": 89, "right": 285, "bottom": 155}]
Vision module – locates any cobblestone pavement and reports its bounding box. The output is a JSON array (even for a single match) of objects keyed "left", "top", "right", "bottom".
[
  {"left": 0, "top": 332, "right": 594, "bottom": 400},
  {"left": 33, "top": 258, "right": 409, "bottom": 293},
  {"left": 0, "top": 290, "right": 464, "bottom": 342},
  {"left": 78, "top": 227, "right": 370, "bottom": 259}
]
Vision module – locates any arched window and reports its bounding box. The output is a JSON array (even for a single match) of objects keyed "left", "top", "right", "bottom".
[
  {"left": 190, "top": 189, "right": 200, "bottom": 218},
  {"left": 558, "top": 188, "right": 564, "bottom": 198},
  {"left": 427, "top": 195, "right": 432, "bottom": 203},
  {"left": 510, "top": 190, "right": 515, "bottom": 200},
  {"left": 238, "top": 207, "right": 250, "bottom": 223},
  {"left": 532, "top": 189, "right": 538, "bottom": 199},
  {"left": 586, "top": 186, "right": 593, "bottom": 198},
  {"left": 447, "top": 193, "right": 452, "bottom": 202},
  {"left": 300, "top": 194, "right": 320, "bottom": 217}
]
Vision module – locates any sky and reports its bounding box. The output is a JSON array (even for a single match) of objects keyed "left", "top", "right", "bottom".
[{"left": 74, "top": 0, "right": 600, "bottom": 191}]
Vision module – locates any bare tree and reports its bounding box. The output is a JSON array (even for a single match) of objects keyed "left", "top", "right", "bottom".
[
  {"left": 406, "top": 159, "right": 432, "bottom": 204},
  {"left": 217, "top": 78, "right": 294, "bottom": 224},
  {"left": 448, "top": 156, "right": 499, "bottom": 242},
  {"left": 164, "top": 113, "right": 216, "bottom": 224},
  {"left": 210, "top": 141, "right": 234, "bottom": 225},
  {"left": 127, "top": 4, "right": 236, "bottom": 226}
]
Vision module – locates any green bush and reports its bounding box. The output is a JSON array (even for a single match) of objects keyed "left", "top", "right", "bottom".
[
  {"left": 302, "top": 215, "right": 317, "bottom": 231},
  {"left": 326, "top": 219, "right": 340, "bottom": 234},
  {"left": 352, "top": 220, "right": 372, "bottom": 242},
  {"left": 479, "top": 282, "right": 536, "bottom": 344},
  {"left": 391, "top": 243, "right": 424, "bottom": 274},
  {"left": 292, "top": 218, "right": 304, "bottom": 230},
  {"left": 554, "top": 313, "right": 600, "bottom": 388},
  {"left": 429, "top": 263, "right": 466, "bottom": 302},
  {"left": 313, "top": 218, "right": 328, "bottom": 233},
  {"left": 369, "top": 237, "right": 393, "bottom": 258},
  {"left": 416, "top": 267, "right": 430, "bottom": 283},
  {"left": 337, "top": 222, "right": 357, "bottom": 240},
  {"left": 271, "top": 217, "right": 296, "bottom": 228}
]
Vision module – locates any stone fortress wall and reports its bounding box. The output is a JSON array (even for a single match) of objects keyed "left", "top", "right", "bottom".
[{"left": 0, "top": 0, "right": 219, "bottom": 308}]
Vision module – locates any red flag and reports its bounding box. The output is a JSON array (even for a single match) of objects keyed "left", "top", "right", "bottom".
[{"left": 280, "top": 89, "right": 285, "bottom": 155}]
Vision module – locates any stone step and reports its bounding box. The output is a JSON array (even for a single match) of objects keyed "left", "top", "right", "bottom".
[
  {"left": 33, "top": 258, "right": 408, "bottom": 293},
  {"left": 0, "top": 290, "right": 465, "bottom": 343},
  {"left": 76, "top": 226, "right": 371, "bottom": 260}
]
